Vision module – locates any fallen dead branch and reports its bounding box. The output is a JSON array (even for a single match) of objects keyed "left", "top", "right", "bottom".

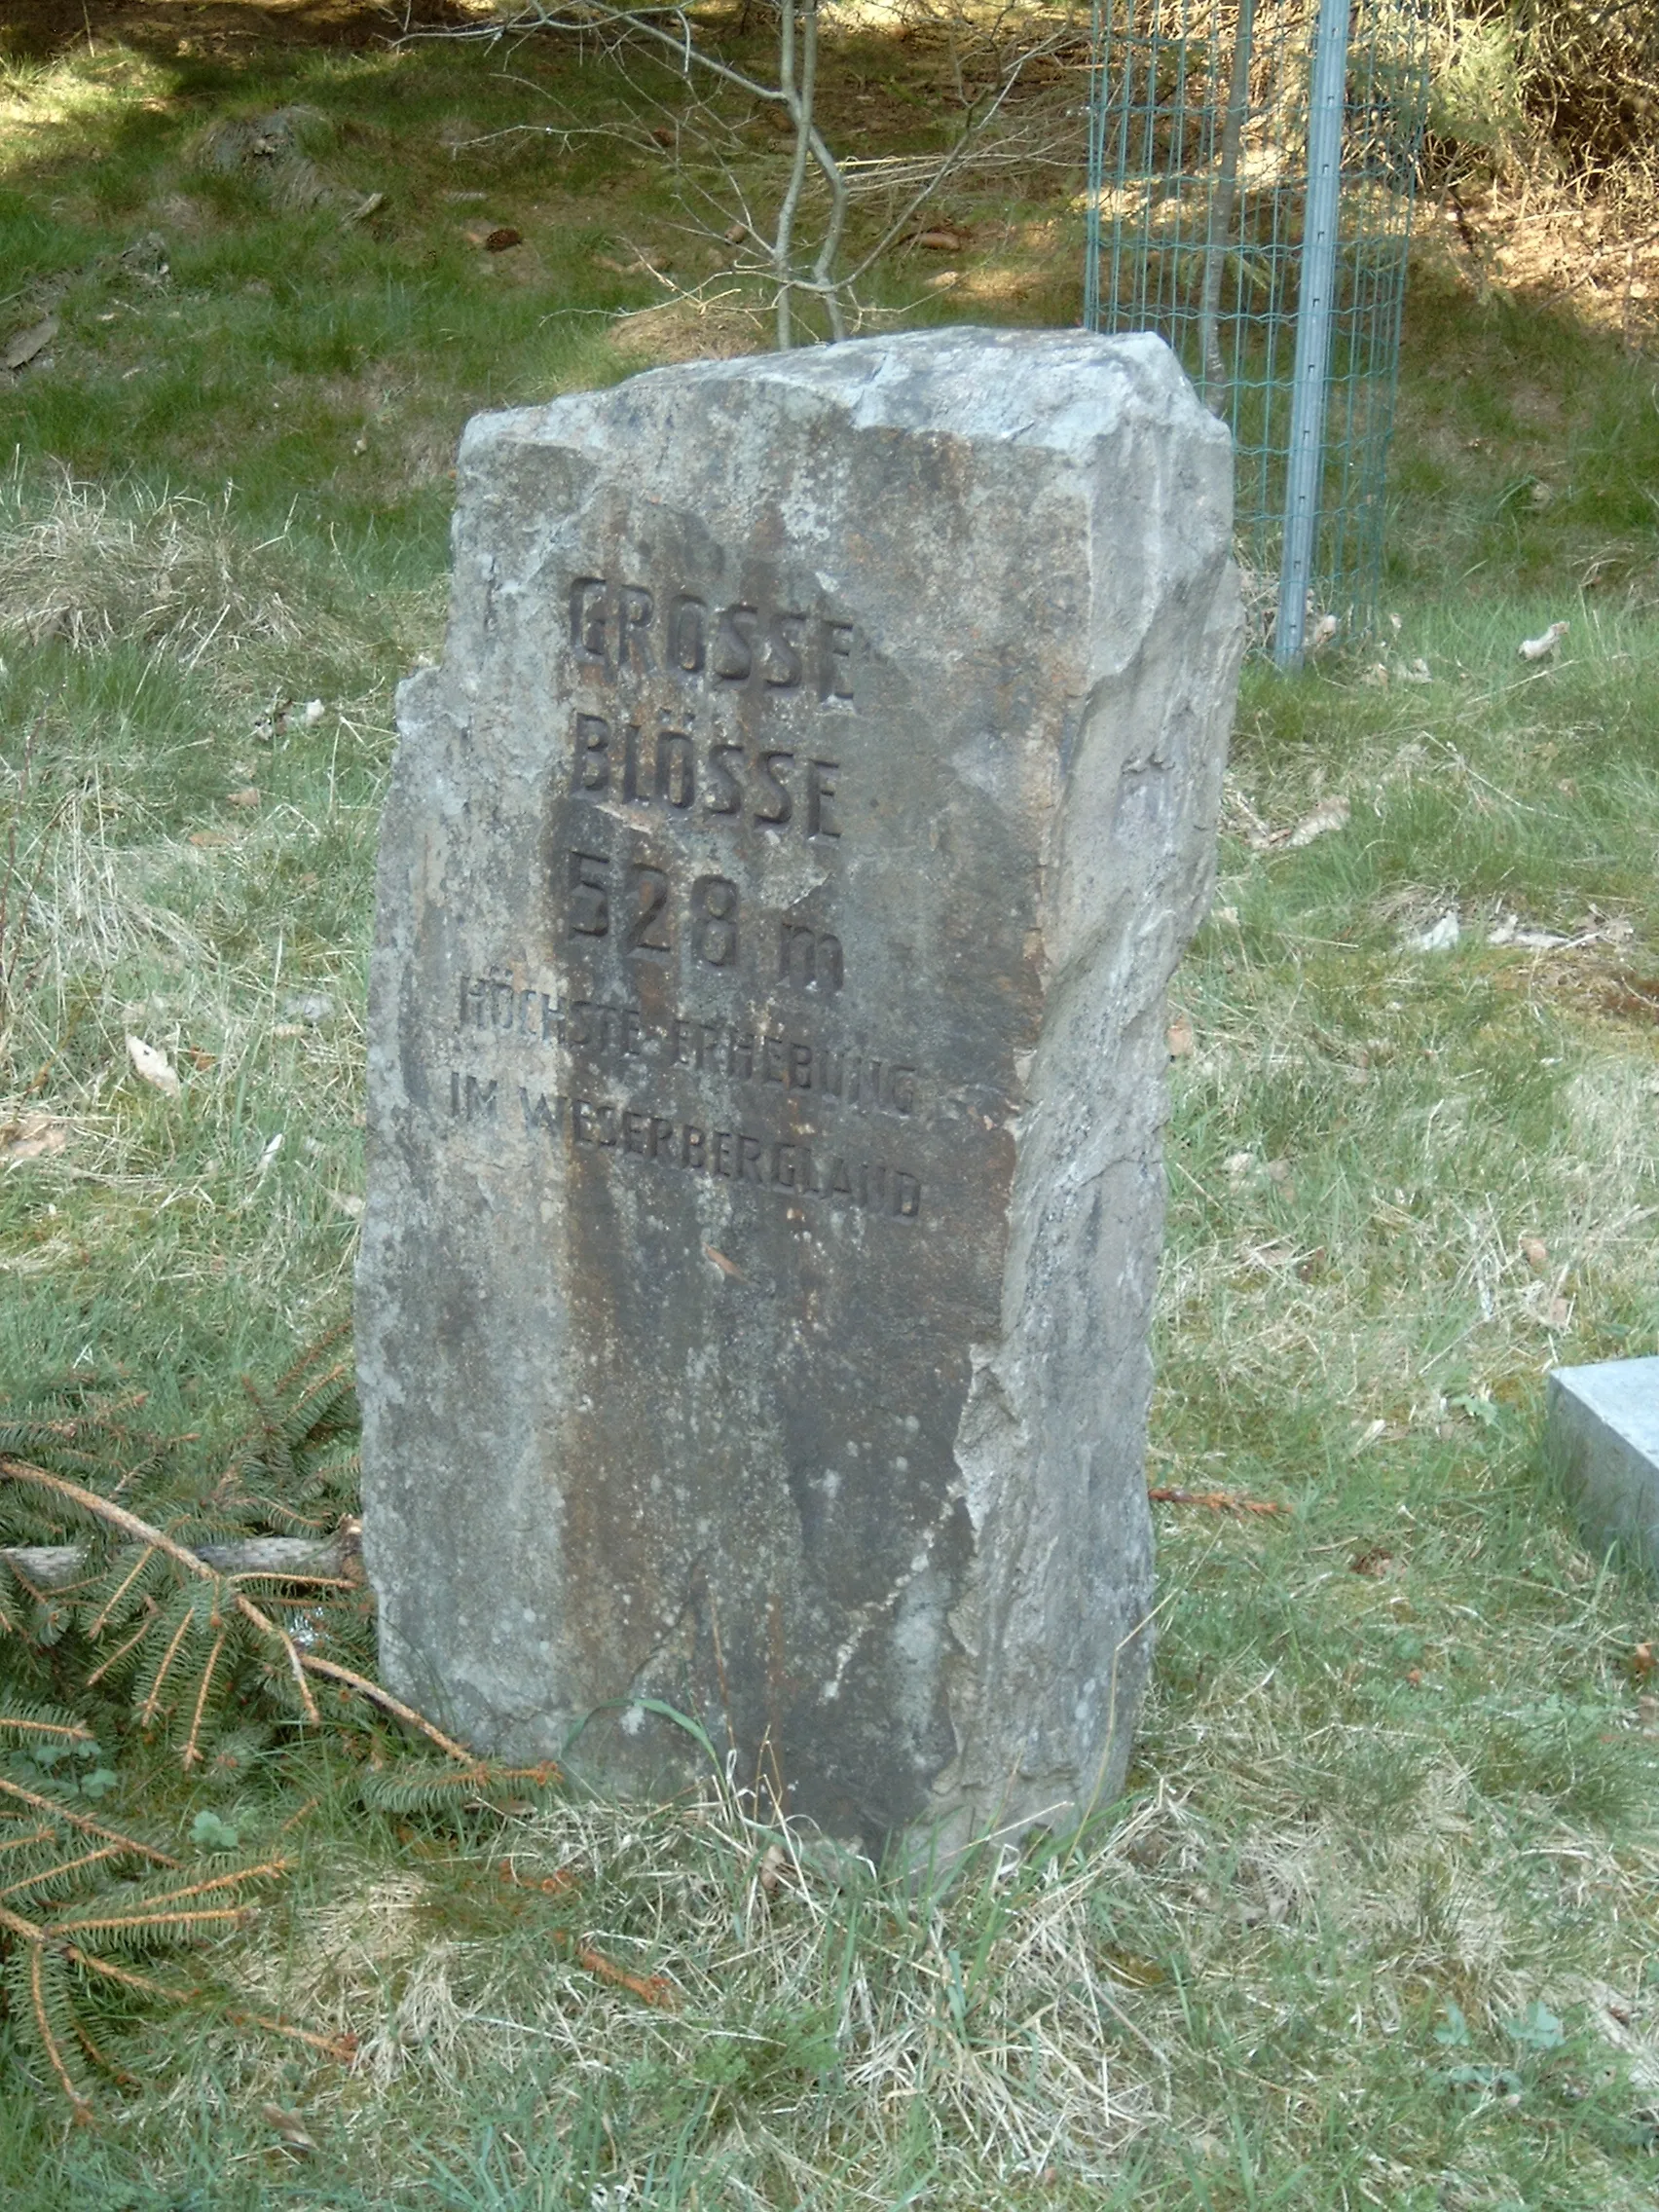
[
  {"left": 1147, "top": 1486, "right": 1286, "bottom": 1516},
  {"left": 2, "top": 1533, "right": 354, "bottom": 1592}
]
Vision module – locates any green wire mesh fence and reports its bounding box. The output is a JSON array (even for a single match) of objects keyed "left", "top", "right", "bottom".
[{"left": 1085, "top": 0, "right": 1431, "bottom": 662}]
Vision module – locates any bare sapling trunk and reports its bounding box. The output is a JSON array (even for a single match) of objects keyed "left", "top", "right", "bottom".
[
  {"left": 417, "top": 3, "right": 1063, "bottom": 349},
  {"left": 1200, "top": 0, "right": 1255, "bottom": 400}
]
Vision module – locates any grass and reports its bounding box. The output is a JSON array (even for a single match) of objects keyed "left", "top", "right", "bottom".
[{"left": 1, "top": 5, "right": 1659, "bottom": 2205}]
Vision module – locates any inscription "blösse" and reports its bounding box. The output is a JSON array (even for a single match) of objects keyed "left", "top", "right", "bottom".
[{"left": 572, "top": 718, "right": 840, "bottom": 841}]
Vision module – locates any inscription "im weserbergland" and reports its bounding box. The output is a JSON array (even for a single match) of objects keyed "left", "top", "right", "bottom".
[{"left": 448, "top": 1072, "right": 922, "bottom": 1221}]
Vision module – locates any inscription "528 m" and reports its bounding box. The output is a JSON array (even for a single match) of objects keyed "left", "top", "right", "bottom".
[
  {"left": 569, "top": 851, "right": 738, "bottom": 964},
  {"left": 566, "top": 849, "right": 843, "bottom": 993}
]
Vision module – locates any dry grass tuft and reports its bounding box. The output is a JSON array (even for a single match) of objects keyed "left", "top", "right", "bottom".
[
  {"left": 608, "top": 292, "right": 772, "bottom": 365},
  {"left": 227, "top": 1788, "right": 1160, "bottom": 2194},
  {"left": 0, "top": 468, "right": 350, "bottom": 674}
]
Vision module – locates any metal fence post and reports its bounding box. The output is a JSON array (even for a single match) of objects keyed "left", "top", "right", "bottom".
[{"left": 1273, "top": 0, "right": 1352, "bottom": 668}]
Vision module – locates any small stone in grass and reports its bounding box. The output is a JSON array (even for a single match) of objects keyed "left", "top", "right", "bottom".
[{"left": 1408, "top": 911, "right": 1459, "bottom": 953}]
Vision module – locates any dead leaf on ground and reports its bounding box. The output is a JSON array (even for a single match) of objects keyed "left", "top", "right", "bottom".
[
  {"left": 261, "top": 2103, "right": 317, "bottom": 2157},
  {"left": 225, "top": 786, "right": 260, "bottom": 809},
  {"left": 703, "top": 1243, "right": 746, "bottom": 1281},
  {"left": 189, "top": 829, "right": 233, "bottom": 848},
  {"left": 126, "top": 1035, "right": 180, "bottom": 1098},
  {"left": 914, "top": 225, "right": 971, "bottom": 251},
  {"left": 1601, "top": 974, "right": 1659, "bottom": 1024},
  {"left": 1166, "top": 1016, "right": 1195, "bottom": 1058},
  {"left": 498, "top": 1857, "right": 579, "bottom": 1898},
  {"left": 757, "top": 1841, "right": 790, "bottom": 1897},
  {"left": 1349, "top": 1546, "right": 1394, "bottom": 1577},
  {"left": 1629, "top": 1642, "right": 1655, "bottom": 1680},
  {"left": 4, "top": 315, "right": 57, "bottom": 371},
  {"left": 1521, "top": 1235, "right": 1550, "bottom": 1272},
  {"left": 0, "top": 1116, "right": 66, "bottom": 1163}
]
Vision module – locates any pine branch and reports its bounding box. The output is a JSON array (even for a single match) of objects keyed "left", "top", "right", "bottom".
[
  {"left": 126, "top": 1862, "right": 290, "bottom": 1913},
  {"left": 0, "top": 1459, "right": 323, "bottom": 1726},
  {"left": 296, "top": 1654, "right": 480, "bottom": 1764},
  {"left": 28, "top": 1942, "right": 92, "bottom": 2120},
  {"left": 0, "top": 1775, "right": 177, "bottom": 1865},
  {"left": 62, "top": 1947, "right": 191, "bottom": 2002},
  {"left": 86, "top": 1545, "right": 162, "bottom": 1634},
  {"left": 0, "top": 1709, "right": 93, "bottom": 1748},
  {"left": 137, "top": 1604, "right": 197, "bottom": 1731},
  {"left": 52, "top": 1902, "right": 258, "bottom": 1941},
  {"left": 182, "top": 1630, "right": 226, "bottom": 1769},
  {"left": 0, "top": 1328, "right": 557, "bottom": 2115},
  {"left": 84, "top": 1605, "right": 159, "bottom": 1688},
  {"left": 0, "top": 1844, "right": 127, "bottom": 1903},
  {"left": 0, "top": 1824, "right": 55, "bottom": 1857}
]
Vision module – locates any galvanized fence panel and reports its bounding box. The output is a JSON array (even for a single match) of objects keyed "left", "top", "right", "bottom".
[{"left": 1085, "top": 0, "right": 1431, "bottom": 661}]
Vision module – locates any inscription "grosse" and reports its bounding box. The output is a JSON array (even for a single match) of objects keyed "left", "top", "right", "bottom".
[{"left": 570, "top": 576, "right": 855, "bottom": 705}]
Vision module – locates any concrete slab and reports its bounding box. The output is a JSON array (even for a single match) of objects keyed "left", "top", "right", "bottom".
[{"left": 1545, "top": 1357, "right": 1659, "bottom": 1571}]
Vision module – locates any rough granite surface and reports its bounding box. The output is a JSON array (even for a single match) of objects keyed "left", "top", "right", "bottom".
[{"left": 357, "top": 326, "right": 1243, "bottom": 1857}]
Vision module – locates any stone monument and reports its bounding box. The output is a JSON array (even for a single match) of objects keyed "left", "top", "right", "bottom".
[{"left": 357, "top": 327, "right": 1242, "bottom": 1858}]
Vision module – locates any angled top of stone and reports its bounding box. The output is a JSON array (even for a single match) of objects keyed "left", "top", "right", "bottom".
[
  {"left": 464, "top": 324, "right": 1216, "bottom": 462},
  {"left": 1549, "top": 1357, "right": 1659, "bottom": 1459}
]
